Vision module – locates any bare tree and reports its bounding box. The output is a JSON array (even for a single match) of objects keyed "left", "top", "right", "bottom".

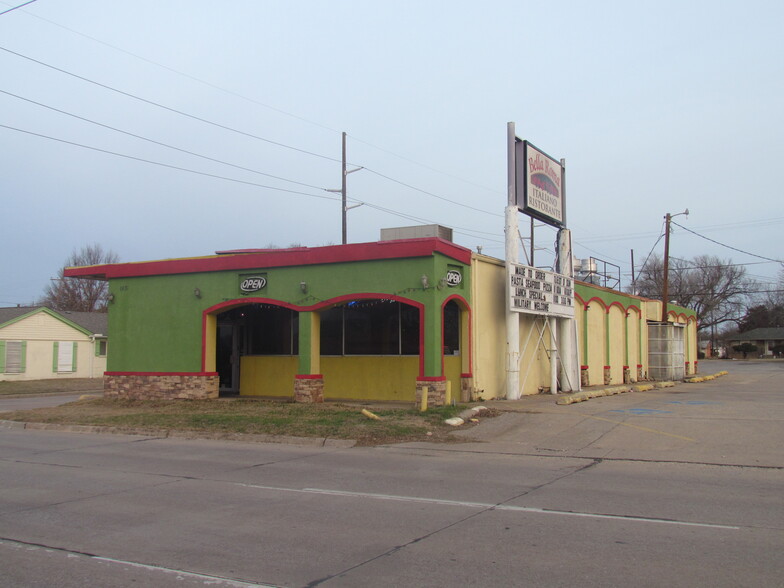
[
  {"left": 39, "top": 244, "right": 119, "bottom": 312},
  {"left": 632, "top": 254, "right": 756, "bottom": 333}
]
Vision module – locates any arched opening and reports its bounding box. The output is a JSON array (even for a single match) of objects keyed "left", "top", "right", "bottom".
[
  {"left": 215, "top": 303, "right": 299, "bottom": 395},
  {"left": 442, "top": 296, "right": 472, "bottom": 401}
]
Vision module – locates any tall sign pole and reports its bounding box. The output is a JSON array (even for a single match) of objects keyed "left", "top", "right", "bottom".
[
  {"left": 507, "top": 126, "right": 579, "bottom": 396},
  {"left": 505, "top": 122, "right": 521, "bottom": 400}
]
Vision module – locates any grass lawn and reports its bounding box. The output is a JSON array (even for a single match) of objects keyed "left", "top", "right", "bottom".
[{"left": 0, "top": 380, "right": 486, "bottom": 446}]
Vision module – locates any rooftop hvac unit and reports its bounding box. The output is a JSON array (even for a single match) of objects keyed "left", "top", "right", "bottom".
[{"left": 380, "top": 225, "right": 453, "bottom": 242}]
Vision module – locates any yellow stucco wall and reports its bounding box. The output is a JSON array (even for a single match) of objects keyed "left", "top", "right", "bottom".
[
  {"left": 240, "top": 355, "right": 422, "bottom": 401},
  {"left": 583, "top": 298, "right": 606, "bottom": 385},
  {"left": 240, "top": 356, "right": 298, "bottom": 396},
  {"left": 322, "top": 356, "right": 420, "bottom": 401},
  {"left": 470, "top": 254, "right": 553, "bottom": 399},
  {"left": 607, "top": 304, "right": 625, "bottom": 384}
]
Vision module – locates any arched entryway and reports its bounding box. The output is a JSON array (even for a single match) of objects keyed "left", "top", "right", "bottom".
[{"left": 210, "top": 302, "right": 299, "bottom": 396}]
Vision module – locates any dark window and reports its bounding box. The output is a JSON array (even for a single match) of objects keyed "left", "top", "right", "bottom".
[
  {"left": 320, "top": 300, "right": 419, "bottom": 356},
  {"left": 443, "top": 300, "right": 460, "bottom": 355},
  {"left": 219, "top": 305, "right": 298, "bottom": 355},
  {"left": 320, "top": 306, "right": 344, "bottom": 355}
]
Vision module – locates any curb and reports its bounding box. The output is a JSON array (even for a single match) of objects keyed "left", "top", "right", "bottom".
[
  {"left": 684, "top": 371, "right": 729, "bottom": 383},
  {"left": 555, "top": 381, "right": 675, "bottom": 405},
  {"left": 555, "top": 371, "right": 729, "bottom": 405},
  {"left": 0, "top": 419, "right": 356, "bottom": 448}
]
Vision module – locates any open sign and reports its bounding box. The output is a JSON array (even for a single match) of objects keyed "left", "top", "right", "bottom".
[
  {"left": 240, "top": 276, "right": 267, "bottom": 292},
  {"left": 446, "top": 270, "right": 462, "bottom": 286}
]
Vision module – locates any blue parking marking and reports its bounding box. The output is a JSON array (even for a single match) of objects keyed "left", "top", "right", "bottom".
[{"left": 608, "top": 408, "right": 673, "bottom": 415}]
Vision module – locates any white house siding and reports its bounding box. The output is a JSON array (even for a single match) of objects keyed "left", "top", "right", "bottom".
[{"left": 0, "top": 312, "right": 105, "bottom": 381}]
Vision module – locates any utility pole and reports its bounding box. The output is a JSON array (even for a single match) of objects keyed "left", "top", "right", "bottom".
[
  {"left": 661, "top": 209, "right": 689, "bottom": 323},
  {"left": 341, "top": 132, "right": 347, "bottom": 245}
]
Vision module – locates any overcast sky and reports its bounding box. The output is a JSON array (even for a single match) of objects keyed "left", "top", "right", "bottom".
[{"left": 1, "top": 0, "right": 782, "bottom": 306}]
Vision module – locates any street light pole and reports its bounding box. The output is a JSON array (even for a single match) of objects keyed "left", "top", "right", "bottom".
[{"left": 661, "top": 209, "right": 688, "bottom": 323}]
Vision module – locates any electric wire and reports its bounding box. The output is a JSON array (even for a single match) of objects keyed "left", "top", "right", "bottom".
[
  {"left": 0, "top": 121, "right": 502, "bottom": 244},
  {"left": 0, "top": 89, "right": 329, "bottom": 191},
  {"left": 6, "top": 7, "right": 504, "bottom": 203},
  {"left": 671, "top": 221, "right": 783, "bottom": 264},
  {"left": 0, "top": 123, "right": 343, "bottom": 203},
  {"left": 0, "top": 45, "right": 343, "bottom": 165},
  {"left": 0, "top": 0, "right": 36, "bottom": 17},
  {"left": 347, "top": 133, "right": 500, "bottom": 195},
  {"left": 1, "top": 45, "right": 507, "bottom": 223}
]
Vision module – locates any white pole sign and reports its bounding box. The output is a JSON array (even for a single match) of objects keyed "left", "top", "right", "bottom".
[{"left": 508, "top": 263, "right": 575, "bottom": 318}]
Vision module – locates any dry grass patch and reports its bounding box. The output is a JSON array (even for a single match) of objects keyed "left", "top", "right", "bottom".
[
  {"left": 1, "top": 397, "right": 481, "bottom": 446},
  {"left": 0, "top": 378, "right": 103, "bottom": 396}
]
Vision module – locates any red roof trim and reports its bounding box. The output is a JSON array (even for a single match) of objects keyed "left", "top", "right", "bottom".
[{"left": 65, "top": 238, "right": 472, "bottom": 280}]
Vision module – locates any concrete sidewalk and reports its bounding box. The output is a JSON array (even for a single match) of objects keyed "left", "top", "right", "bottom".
[{"left": 409, "top": 360, "right": 784, "bottom": 469}]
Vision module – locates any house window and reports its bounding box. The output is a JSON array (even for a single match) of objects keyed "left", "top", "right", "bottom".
[
  {"left": 3, "top": 341, "right": 25, "bottom": 374},
  {"left": 54, "top": 341, "right": 77, "bottom": 373},
  {"left": 96, "top": 340, "right": 108, "bottom": 357}
]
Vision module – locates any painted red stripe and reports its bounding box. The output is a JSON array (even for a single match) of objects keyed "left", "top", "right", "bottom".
[
  {"left": 105, "top": 371, "right": 218, "bottom": 377},
  {"left": 65, "top": 238, "right": 472, "bottom": 279}
]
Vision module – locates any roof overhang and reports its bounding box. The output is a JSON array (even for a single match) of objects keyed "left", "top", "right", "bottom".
[{"left": 64, "top": 238, "right": 472, "bottom": 280}]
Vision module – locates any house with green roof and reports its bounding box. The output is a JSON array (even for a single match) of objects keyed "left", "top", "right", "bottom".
[{"left": 0, "top": 307, "right": 108, "bottom": 381}]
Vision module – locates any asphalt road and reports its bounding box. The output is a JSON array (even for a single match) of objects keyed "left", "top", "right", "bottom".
[{"left": 0, "top": 360, "right": 782, "bottom": 587}]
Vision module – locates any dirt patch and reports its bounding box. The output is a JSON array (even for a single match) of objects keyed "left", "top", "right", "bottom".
[{"left": 1, "top": 397, "right": 499, "bottom": 446}]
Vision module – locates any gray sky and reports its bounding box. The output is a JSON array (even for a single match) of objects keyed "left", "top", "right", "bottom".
[{"left": 1, "top": 0, "right": 782, "bottom": 306}]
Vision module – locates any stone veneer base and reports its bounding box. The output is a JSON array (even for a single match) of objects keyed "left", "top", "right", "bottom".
[
  {"left": 416, "top": 379, "right": 446, "bottom": 407},
  {"left": 294, "top": 376, "right": 324, "bottom": 403},
  {"left": 104, "top": 373, "right": 219, "bottom": 400}
]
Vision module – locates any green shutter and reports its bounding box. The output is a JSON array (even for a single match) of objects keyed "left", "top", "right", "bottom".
[
  {"left": 19, "top": 341, "right": 26, "bottom": 373},
  {"left": 53, "top": 341, "right": 59, "bottom": 372},
  {"left": 72, "top": 342, "right": 78, "bottom": 372},
  {"left": 0, "top": 341, "right": 6, "bottom": 373}
]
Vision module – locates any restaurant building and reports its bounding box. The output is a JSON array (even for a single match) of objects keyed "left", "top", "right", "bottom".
[{"left": 64, "top": 227, "right": 697, "bottom": 403}]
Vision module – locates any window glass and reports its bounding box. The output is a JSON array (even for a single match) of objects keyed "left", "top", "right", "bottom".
[
  {"left": 443, "top": 300, "right": 460, "bottom": 355},
  {"left": 320, "top": 306, "right": 343, "bottom": 355},
  {"left": 220, "top": 305, "right": 299, "bottom": 355},
  {"left": 320, "top": 300, "right": 420, "bottom": 356},
  {"left": 344, "top": 300, "right": 399, "bottom": 355},
  {"left": 400, "top": 304, "right": 420, "bottom": 355}
]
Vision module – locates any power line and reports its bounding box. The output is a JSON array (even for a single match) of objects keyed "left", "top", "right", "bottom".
[
  {"left": 1, "top": 46, "right": 507, "bottom": 222},
  {"left": 362, "top": 166, "right": 502, "bottom": 218},
  {"left": 1, "top": 122, "right": 503, "bottom": 245},
  {"left": 672, "top": 221, "right": 783, "bottom": 264},
  {"left": 0, "top": 88, "right": 327, "bottom": 191},
  {"left": 0, "top": 0, "right": 36, "bottom": 17},
  {"left": 0, "top": 123, "right": 343, "bottom": 202},
  {"left": 347, "top": 133, "right": 500, "bottom": 195},
  {"left": 11, "top": 5, "right": 343, "bottom": 134},
  {"left": 0, "top": 45, "right": 343, "bottom": 165},
  {"left": 8, "top": 9, "right": 502, "bottom": 202}
]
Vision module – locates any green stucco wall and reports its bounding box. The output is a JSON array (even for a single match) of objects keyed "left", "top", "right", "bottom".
[{"left": 106, "top": 252, "right": 470, "bottom": 376}]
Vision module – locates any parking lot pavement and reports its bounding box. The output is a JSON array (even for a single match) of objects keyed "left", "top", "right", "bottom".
[{"left": 426, "top": 360, "right": 784, "bottom": 468}]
